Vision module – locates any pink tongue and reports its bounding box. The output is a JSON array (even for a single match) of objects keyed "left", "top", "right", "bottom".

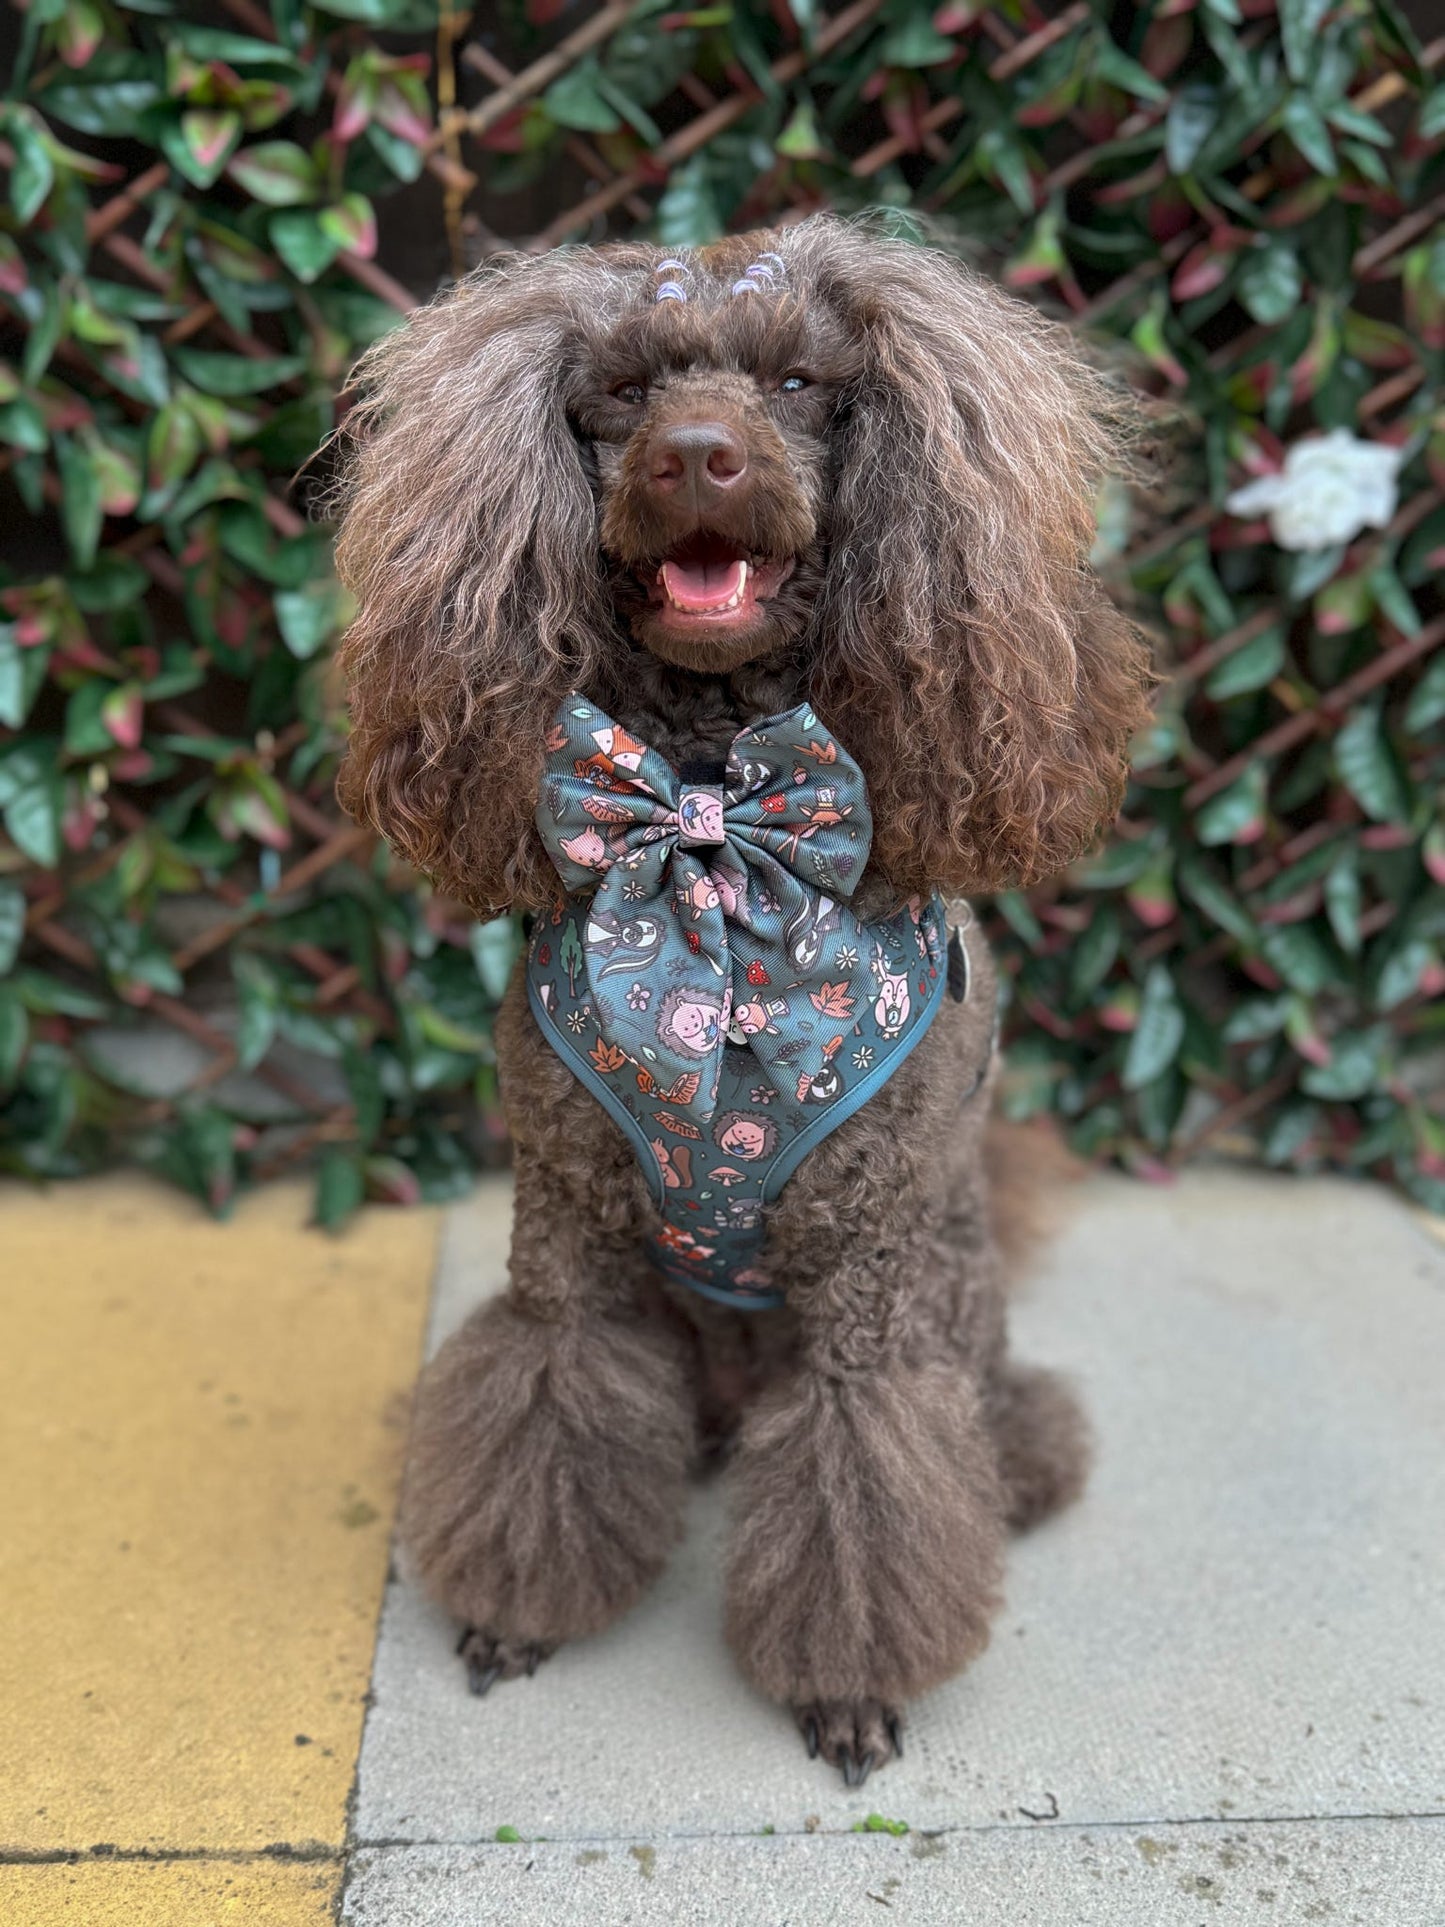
[{"left": 661, "top": 556, "right": 746, "bottom": 612}]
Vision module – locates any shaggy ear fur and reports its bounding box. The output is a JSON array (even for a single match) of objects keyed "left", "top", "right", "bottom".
[
  {"left": 330, "top": 254, "right": 632, "bottom": 915},
  {"left": 787, "top": 219, "right": 1154, "bottom": 897}
]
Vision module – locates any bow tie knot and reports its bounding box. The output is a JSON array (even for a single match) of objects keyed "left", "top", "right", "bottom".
[{"left": 535, "top": 695, "right": 878, "bottom": 1122}]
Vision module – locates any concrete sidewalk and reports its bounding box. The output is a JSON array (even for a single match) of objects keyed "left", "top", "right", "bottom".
[
  {"left": 4, "top": 1166, "right": 1443, "bottom": 1924},
  {"left": 351, "top": 1168, "right": 1445, "bottom": 1925}
]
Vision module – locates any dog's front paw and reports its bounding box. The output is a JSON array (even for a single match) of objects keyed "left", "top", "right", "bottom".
[
  {"left": 794, "top": 1697, "right": 903, "bottom": 1786},
  {"left": 456, "top": 1624, "right": 555, "bottom": 1697}
]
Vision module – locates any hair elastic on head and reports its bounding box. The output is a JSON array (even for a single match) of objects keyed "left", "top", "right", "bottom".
[
  {"left": 730, "top": 251, "right": 787, "bottom": 297},
  {"left": 653, "top": 257, "right": 690, "bottom": 304}
]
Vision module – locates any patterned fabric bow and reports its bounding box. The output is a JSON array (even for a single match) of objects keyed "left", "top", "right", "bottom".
[{"left": 536, "top": 694, "right": 874, "bottom": 1126}]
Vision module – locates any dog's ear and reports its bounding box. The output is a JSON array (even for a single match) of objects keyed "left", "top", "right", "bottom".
[
  {"left": 330, "top": 258, "right": 617, "bottom": 914},
  {"left": 795, "top": 222, "right": 1153, "bottom": 898}
]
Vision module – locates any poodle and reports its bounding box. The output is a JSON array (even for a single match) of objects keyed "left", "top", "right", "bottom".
[{"left": 330, "top": 215, "right": 1151, "bottom": 1784}]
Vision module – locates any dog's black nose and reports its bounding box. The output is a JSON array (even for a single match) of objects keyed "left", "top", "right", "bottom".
[{"left": 650, "top": 421, "right": 747, "bottom": 495}]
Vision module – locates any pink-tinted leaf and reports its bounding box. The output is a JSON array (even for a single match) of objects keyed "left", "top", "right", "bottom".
[
  {"left": 374, "top": 75, "right": 432, "bottom": 147},
  {"left": 364, "top": 1155, "right": 423, "bottom": 1206},
  {"left": 318, "top": 193, "right": 377, "bottom": 259},
  {"left": 182, "top": 107, "right": 242, "bottom": 175},
  {"left": 1171, "top": 239, "right": 1234, "bottom": 301},
  {"left": 226, "top": 140, "right": 321, "bottom": 206},
  {"left": 56, "top": 0, "right": 105, "bottom": 68},
  {"left": 101, "top": 682, "right": 144, "bottom": 750}
]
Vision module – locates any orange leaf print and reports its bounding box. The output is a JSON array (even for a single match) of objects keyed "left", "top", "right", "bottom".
[
  {"left": 808, "top": 981, "right": 856, "bottom": 1021},
  {"left": 652, "top": 1110, "right": 702, "bottom": 1139},
  {"left": 588, "top": 1038, "right": 628, "bottom": 1075}
]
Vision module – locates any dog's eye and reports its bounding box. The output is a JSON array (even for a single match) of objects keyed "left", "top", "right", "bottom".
[
  {"left": 612, "top": 381, "right": 647, "bottom": 406},
  {"left": 778, "top": 374, "right": 810, "bottom": 393}
]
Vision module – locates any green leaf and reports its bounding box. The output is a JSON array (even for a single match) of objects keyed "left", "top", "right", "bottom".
[
  {"left": 0, "top": 881, "right": 24, "bottom": 976},
  {"left": 38, "top": 76, "right": 163, "bottom": 137},
  {"left": 64, "top": 681, "right": 115, "bottom": 756},
  {"left": 1165, "top": 83, "right": 1219, "bottom": 174},
  {"left": 0, "top": 397, "right": 49, "bottom": 453},
  {"left": 1299, "top": 1027, "right": 1386, "bottom": 1100},
  {"left": 1177, "top": 856, "right": 1258, "bottom": 945},
  {"left": 1259, "top": 923, "right": 1344, "bottom": 995},
  {"left": 0, "top": 636, "right": 51, "bottom": 730},
  {"left": 0, "top": 984, "right": 28, "bottom": 1086},
  {"left": 8, "top": 114, "right": 55, "bottom": 225},
  {"left": 269, "top": 207, "right": 342, "bottom": 283},
  {"left": 1420, "top": 82, "right": 1445, "bottom": 141},
  {"left": 1237, "top": 244, "right": 1302, "bottom": 326},
  {"left": 1091, "top": 37, "right": 1169, "bottom": 104},
  {"left": 159, "top": 108, "right": 243, "bottom": 188},
  {"left": 1067, "top": 904, "right": 1120, "bottom": 1003},
  {"left": 1404, "top": 653, "right": 1445, "bottom": 733},
  {"left": 1195, "top": 766, "right": 1268, "bottom": 847},
  {"left": 878, "top": 15, "right": 955, "bottom": 64},
  {"left": 1281, "top": 93, "right": 1335, "bottom": 174},
  {"left": 227, "top": 140, "right": 321, "bottom": 206},
  {"left": 544, "top": 59, "right": 621, "bottom": 134},
  {"left": 274, "top": 577, "right": 353, "bottom": 658},
  {"left": 1373, "top": 937, "right": 1434, "bottom": 1011},
  {"left": 3, "top": 772, "right": 64, "bottom": 867},
  {"left": 1334, "top": 700, "right": 1410, "bottom": 823},
  {"left": 314, "top": 1144, "right": 365, "bottom": 1230},
  {"left": 55, "top": 433, "right": 104, "bottom": 570},
  {"left": 1323, "top": 851, "right": 1361, "bottom": 954},
  {"left": 1205, "top": 626, "right": 1286, "bottom": 700},
  {"left": 171, "top": 347, "right": 308, "bottom": 396},
  {"left": 1123, "top": 966, "right": 1185, "bottom": 1090},
  {"left": 656, "top": 155, "right": 721, "bottom": 248},
  {"left": 977, "top": 126, "right": 1034, "bottom": 215},
  {"left": 1278, "top": 0, "right": 1331, "bottom": 82},
  {"left": 469, "top": 916, "right": 520, "bottom": 1002}
]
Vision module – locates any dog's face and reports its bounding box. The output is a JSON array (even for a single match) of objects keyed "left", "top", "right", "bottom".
[
  {"left": 333, "top": 217, "right": 1152, "bottom": 914},
  {"left": 567, "top": 257, "right": 863, "bottom": 673}
]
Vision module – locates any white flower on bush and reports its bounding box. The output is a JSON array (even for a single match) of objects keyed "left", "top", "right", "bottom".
[{"left": 1225, "top": 429, "right": 1404, "bottom": 552}]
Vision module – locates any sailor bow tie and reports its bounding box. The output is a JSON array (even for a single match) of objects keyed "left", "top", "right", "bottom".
[{"left": 535, "top": 694, "right": 876, "bottom": 1123}]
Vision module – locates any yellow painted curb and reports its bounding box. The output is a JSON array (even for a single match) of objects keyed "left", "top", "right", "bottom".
[
  {"left": 0, "top": 1858, "right": 338, "bottom": 1926},
  {"left": 0, "top": 1174, "right": 438, "bottom": 1857}
]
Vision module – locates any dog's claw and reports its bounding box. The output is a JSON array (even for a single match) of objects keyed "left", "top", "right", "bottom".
[
  {"left": 455, "top": 1623, "right": 475, "bottom": 1657},
  {"left": 794, "top": 1698, "right": 904, "bottom": 1782},
  {"left": 468, "top": 1659, "right": 502, "bottom": 1698},
  {"left": 525, "top": 1646, "right": 541, "bottom": 1678}
]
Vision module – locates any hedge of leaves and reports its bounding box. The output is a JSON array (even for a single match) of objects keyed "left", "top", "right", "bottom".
[{"left": 2, "top": 0, "right": 1443, "bottom": 1221}]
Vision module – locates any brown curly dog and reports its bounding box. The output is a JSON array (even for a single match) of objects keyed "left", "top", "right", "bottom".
[{"left": 330, "top": 215, "right": 1151, "bottom": 1785}]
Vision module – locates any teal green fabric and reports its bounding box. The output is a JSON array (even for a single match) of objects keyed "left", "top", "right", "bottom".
[{"left": 528, "top": 694, "right": 949, "bottom": 1308}]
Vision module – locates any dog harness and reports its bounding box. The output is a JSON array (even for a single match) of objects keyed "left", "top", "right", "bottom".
[{"left": 527, "top": 694, "right": 950, "bottom": 1310}]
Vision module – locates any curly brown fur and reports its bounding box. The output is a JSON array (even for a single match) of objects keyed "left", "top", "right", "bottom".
[
  {"left": 334, "top": 214, "right": 1149, "bottom": 1780},
  {"left": 331, "top": 218, "right": 1151, "bottom": 914}
]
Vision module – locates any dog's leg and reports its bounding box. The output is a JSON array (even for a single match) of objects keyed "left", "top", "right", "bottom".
[
  {"left": 723, "top": 1229, "right": 1009, "bottom": 1785},
  {"left": 400, "top": 1149, "right": 696, "bottom": 1691},
  {"left": 986, "top": 1360, "right": 1091, "bottom": 1534}
]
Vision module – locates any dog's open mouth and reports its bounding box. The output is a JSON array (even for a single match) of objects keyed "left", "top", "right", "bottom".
[{"left": 650, "top": 535, "right": 795, "bottom": 627}]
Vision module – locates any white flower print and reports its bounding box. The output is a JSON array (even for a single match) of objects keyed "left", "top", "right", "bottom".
[
  {"left": 852, "top": 1046, "right": 875, "bottom": 1070},
  {"left": 834, "top": 945, "right": 859, "bottom": 972},
  {"left": 626, "top": 982, "right": 651, "bottom": 1012}
]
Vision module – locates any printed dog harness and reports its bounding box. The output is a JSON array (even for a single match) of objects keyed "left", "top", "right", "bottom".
[{"left": 527, "top": 694, "right": 949, "bottom": 1310}]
